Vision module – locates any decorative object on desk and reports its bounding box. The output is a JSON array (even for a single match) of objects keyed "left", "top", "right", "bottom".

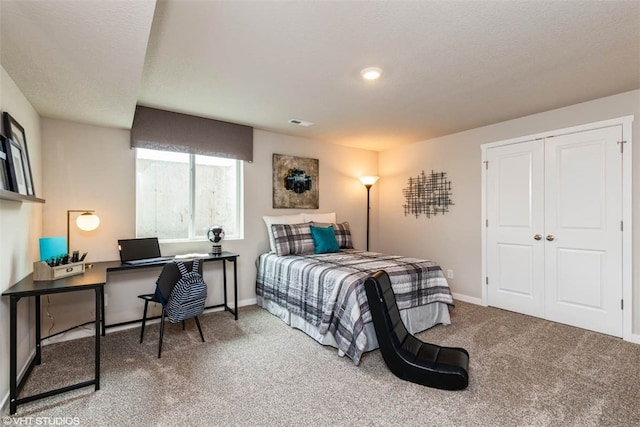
[
  {"left": 39, "top": 236, "right": 68, "bottom": 262},
  {"left": 3, "top": 112, "right": 34, "bottom": 196},
  {"left": 402, "top": 170, "right": 454, "bottom": 219},
  {"left": 67, "top": 209, "right": 100, "bottom": 253},
  {"left": 207, "top": 225, "right": 225, "bottom": 255},
  {"left": 38, "top": 234, "right": 88, "bottom": 278},
  {"left": 0, "top": 135, "right": 11, "bottom": 191},
  {"left": 272, "top": 153, "right": 319, "bottom": 209},
  {"left": 360, "top": 175, "right": 379, "bottom": 251},
  {"left": 33, "top": 260, "right": 86, "bottom": 281}
]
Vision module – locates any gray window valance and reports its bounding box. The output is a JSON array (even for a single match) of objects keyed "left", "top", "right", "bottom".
[{"left": 131, "top": 105, "right": 253, "bottom": 161}]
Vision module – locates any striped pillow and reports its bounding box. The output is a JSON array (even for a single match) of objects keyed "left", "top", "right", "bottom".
[
  {"left": 310, "top": 221, "right": 353, "bottom": 249},
  {"left": 271, "top": 223, "right": 315, "bottom": 256}
]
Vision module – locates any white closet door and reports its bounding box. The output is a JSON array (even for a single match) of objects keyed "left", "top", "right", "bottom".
[
  {"left": 486, "top": 140, "right": 545, "bottom": 318},
  {"left": 544, "top": 126, "right": 622, "bottom": 336}
]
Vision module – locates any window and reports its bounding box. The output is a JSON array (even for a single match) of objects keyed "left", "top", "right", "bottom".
[{"left": 135, "top": 148, "right": 242, "bottom": 241}]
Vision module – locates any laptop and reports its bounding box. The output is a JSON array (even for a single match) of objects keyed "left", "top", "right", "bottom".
[{"left": 118, "top": 237, "right": 172, "bottom": 265}]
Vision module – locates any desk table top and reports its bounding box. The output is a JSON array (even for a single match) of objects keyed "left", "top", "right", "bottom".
[
  {"left": 2, "top": 263, "right": 108, "bottom": 297},
  {"left": 2, "top": 252, "right": 239, "bottom": 298}
]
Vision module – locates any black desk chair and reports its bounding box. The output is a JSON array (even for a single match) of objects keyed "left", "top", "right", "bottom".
[
  {"left": 138, "top": 259, "right": 207, "bottom": 358},
  {"left": 364, "top": 270, "right": 469, "bottom": 390}
]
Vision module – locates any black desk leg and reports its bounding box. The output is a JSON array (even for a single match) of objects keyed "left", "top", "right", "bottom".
[
  {"left": 9, "top": 296, "right": 18, "bottom": 415},
  {"left": 95, "top": 287, "right": 101, "bottom": 391},
  {"left": 232, "top": 258, "right": 238, "bottom": 320},
  {"left": 100, "top": 285, "right": 106, "bottom": 336},
  {"left": 222, "top": 260, "right": 228, "bottom": 314},
  {"left": 35, "top": 295, "right": 41, "bottom": 364}
]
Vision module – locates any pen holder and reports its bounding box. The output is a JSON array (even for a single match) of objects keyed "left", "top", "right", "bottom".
[{"left": 33, "top": 261, "right": 86, "bottom": 281}]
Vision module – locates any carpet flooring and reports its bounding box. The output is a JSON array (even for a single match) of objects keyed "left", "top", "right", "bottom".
[{"left": 6, "top": 301, "right": 640, "bottom": 426}]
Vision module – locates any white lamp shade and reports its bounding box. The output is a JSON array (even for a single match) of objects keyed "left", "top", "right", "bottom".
[
  {"left": 76, "top": 212, "right": 100, "bottom": 231},
  {"left": 360, "top": 176, "right": 380, "bottom": 186}
]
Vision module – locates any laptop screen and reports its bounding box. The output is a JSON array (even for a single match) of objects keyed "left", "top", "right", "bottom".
[{"left": 118, "top": 237, "right": 162, "bottom": 262}]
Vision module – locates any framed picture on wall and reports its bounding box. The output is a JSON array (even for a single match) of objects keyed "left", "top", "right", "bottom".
[
  {"left": 4, "top": 133, "right": 28, "bottom": 194},
  {"left": 3, "top": 112, "right": 34, "bottom": 196},
  {"left": 272, "top": 153, "right": 319, "bottom": 209},
  {"left": 0, "top": 135, "right": 11, "bottom": 191}
]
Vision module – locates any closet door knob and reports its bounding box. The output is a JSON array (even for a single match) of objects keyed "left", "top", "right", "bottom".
[
  {"left": 546, "top": 235, "right": 555, "bottom": 241},
  {"left": 534, "top": 234, "right": 542, "bottom": 241}
]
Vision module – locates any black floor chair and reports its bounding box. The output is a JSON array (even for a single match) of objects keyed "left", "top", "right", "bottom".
[{"left": 364, "top": 270, "right": 469, "bottom": 390}]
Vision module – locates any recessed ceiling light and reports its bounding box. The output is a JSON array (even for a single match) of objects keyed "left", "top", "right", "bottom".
[
  {"left": 360, "top": 67, "right": 383, "bottom": 81},
  {"left": 288, "top": 118, "right": 313, "bottom": 127}
]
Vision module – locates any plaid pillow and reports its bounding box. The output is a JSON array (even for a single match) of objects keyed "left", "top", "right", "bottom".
[
  {"left": 310, "top": 221, "right": 353, "bottom": 249},
  {"left": 271, "top": 223, "right": 315, "bottom": 256}
]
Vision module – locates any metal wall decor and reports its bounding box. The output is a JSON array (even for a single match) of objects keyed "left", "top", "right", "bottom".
[
  {"left": 402, "top": 170, "right": 454, "bottom": 218},
  {"left": 272, "top": 153, "right": 319, "bottom": 209}
]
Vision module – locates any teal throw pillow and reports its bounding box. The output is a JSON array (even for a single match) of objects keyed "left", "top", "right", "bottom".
[{"left": 310, "top": 225, "right": 340, "bottom": 254}]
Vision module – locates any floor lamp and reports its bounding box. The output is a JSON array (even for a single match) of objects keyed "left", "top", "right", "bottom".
[
  {"left": 360, "top": 176, "right": 379, "bottom": 251},
  {"left": 67, "top": 210, "right": 100, "bottom": 254}
]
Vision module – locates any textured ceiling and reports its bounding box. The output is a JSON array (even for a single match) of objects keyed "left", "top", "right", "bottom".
[
  {"left": 1, "top": 1, "right": 639, "bottom": 152},
  {"left": 0, "top": 0, "right": 156, "bottom": 129}
]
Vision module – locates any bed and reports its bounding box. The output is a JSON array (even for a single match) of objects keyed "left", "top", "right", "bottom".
[{"left": 256, "top": 247, "right": 454, "bottom": 365}]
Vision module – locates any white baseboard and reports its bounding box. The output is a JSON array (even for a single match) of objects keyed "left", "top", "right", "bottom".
[
  {"left": 627, "top": 333, "right": 640, "bottom": 345},
  {"left": 452, "top": 292, "right": 484, "bottom": 306}
]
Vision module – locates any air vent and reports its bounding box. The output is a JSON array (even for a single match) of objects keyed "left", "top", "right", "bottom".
[{"left": 288, "top": 119, "right": 313, "bottom": 127}]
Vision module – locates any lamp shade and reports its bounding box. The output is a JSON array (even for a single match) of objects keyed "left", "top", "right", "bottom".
[
  {"left": 76, "top": 212, "right": 100, "bottom": 231},
  {"left": 360, "top": 176, "right": 380, "bottom": 187}
]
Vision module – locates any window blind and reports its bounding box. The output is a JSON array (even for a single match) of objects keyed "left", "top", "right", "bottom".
[{"left": 131, "top": 105, "right": 253, "bottom": 161}]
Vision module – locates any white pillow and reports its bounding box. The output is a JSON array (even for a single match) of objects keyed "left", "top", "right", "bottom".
[
  {"left": 263, "top": 214, "right": 305, "bottom": 252},
  {"left": 303, "top": 212, "right": 336, "bottom": 224}
]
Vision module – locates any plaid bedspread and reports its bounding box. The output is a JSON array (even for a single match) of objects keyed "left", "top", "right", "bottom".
[{"left": 256, "top": 250, "right": 453, "bottom": 364}]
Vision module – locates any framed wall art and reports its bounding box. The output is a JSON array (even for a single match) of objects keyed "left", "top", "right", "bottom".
[
  {"left": 272, "top": 153, "right": 319, "bottom": 209},
  {"left": 3, "top": 112, "right": 34, "bottom": 196},
  {"left": 4, "top": 133, "right": 28, "bottom": 194},
  {"left": 0, "top": 135, "right": 11, "bottom": 191}
]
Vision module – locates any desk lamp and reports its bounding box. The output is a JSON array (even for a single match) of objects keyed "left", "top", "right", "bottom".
[{"left": 67, "top": 210, "right": 100, "bottom": 254}]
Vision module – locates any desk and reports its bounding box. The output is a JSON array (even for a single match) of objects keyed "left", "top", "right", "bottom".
[
  {"left": 101, "top": 251, "right": 240, "bottom": 333},
  {"left": 2, "top": 267, "right": 104, "bottom": 415},
  {"left": 2, "top": 251, "right": 239, "bottom": 415}
]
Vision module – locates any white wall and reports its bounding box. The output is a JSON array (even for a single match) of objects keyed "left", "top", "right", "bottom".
[
  {"left": 38, "top": 121, "right": 379, "bottom": 336},
  {"left": 379, "top": 89, "right": 640, "bottom": 336},
  {"left": 0, "top": 66, "right": 43, "bottom": 410}
]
